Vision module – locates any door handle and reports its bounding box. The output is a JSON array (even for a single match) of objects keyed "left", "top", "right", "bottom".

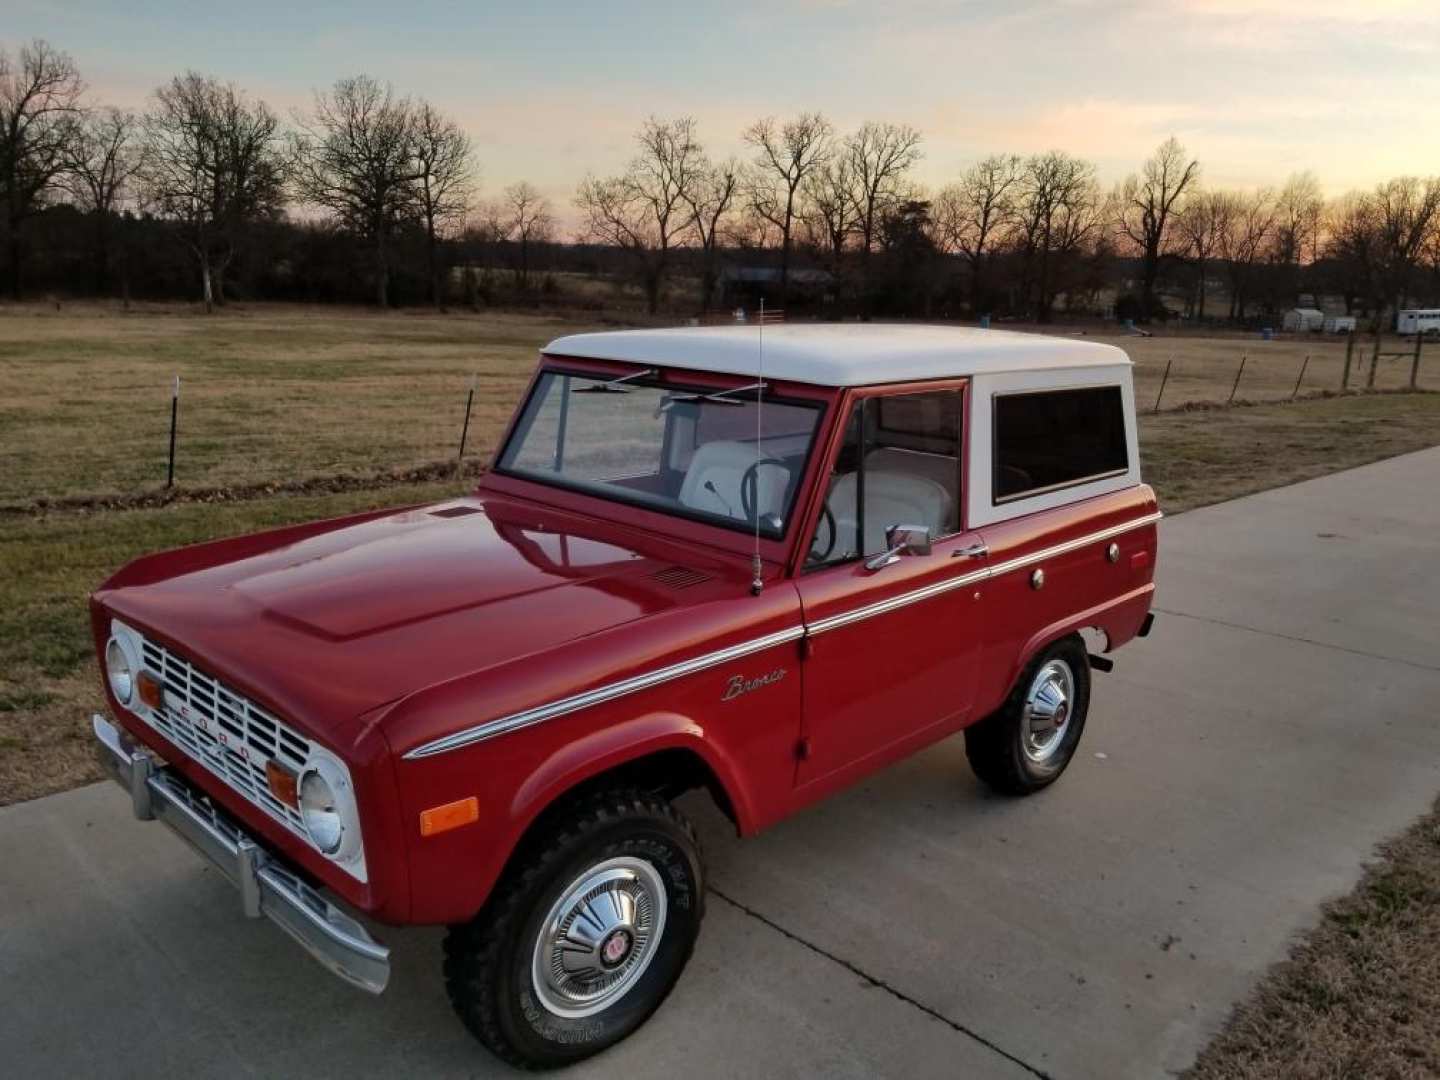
[{"left": 952, "top": 542, "right": 989, "bottom": 559}]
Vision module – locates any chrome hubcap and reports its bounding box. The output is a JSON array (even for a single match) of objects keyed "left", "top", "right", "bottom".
[
  {"left": 1021, "top": 659, "right": 1075, "bottom": 765},
  {"left": 531, "top": 857, "right": 667, "bottom": 1018}
]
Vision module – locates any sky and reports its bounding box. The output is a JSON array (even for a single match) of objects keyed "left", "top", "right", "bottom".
[{"left": 8, "top": 0, "right": 1440, "bottom": 225}]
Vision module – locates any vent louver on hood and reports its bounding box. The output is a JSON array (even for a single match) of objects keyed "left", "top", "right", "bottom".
[
  {"left": 429, "top": 506, "right": 484, "bottom": 519},
  {"left": 650, "top": 565, "right": 713, "bottom": 590}
]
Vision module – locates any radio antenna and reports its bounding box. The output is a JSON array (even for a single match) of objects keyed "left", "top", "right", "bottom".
[{"left": 750, "top": 299, "right": 765, "bottom": 596}]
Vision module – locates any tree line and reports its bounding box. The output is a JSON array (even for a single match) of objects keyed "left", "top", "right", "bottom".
[{"left": 4, "top": 37, "right": 1439, "bottom": 327}]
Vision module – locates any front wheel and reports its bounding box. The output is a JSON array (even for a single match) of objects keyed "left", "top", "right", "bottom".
[
  {"left": 444, "top": 789, "right": 704, "bottom": 1069},
  {"left": 965, "top": 635, "right": 1091, "bottom": 795}
]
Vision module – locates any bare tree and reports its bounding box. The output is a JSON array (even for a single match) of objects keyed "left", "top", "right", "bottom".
[
  {"left": 844, "top": 122, "right": 924, "bottom": 258},
  {"left": 575, "top": 115, "right": 704, "bottom": 314},
  {"left": 1369, "top": 176, "right": 1440, "bottom": 317},
  {"left": 0, "top": 39, "right": 85, "bottom": 297},
  {"left": 142, "top": 72, "right": 286, "bottom": 311},
  {"left": 799, "top": 156, "right": 856, "bottom": 266},
  {"left": 1175, "top": 189, "right": 1233, "bottom": 320},
  {"left": 293, "top": 76, "right": 420, "bottom": 308},
  {"left": 503, "top": 181, "right": 554, "bottom": 289},
  {"left": 62, "top": 107, "right": 144, "bottom": 296},
  {"left": 1117, "top": 136, "right": 1200, "bottom": 315},
  {"left": 682, "top": 158, "right": 738, "bottom": 312},
  {"left": 1217, "top": 188, "right": 1275, "bottom": 321},
  {"left": 743, "top": 112, "right": 831, "bottom": 307},
  {"left": 410, "top": 100, "right": 474, "bottom": 308},
  {"left": 1272, "top": 171, "right": 1324, "bottom": 268},
  {"left": 1013, "top": 151, "right": 1100, "bottom": 320},
  {"left": 932, "top": 153, "right": 1021, "bottom": 312}
]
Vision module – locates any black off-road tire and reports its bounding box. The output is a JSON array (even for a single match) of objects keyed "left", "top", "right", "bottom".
[
  {"left": 443, "top": 788, "right": 705, "bottom": 1070},
  {"left": 965, "top": 635, "right": 1091, "bottom": 796}
]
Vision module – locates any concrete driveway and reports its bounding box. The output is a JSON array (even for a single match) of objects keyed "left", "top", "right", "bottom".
[{"left": 4, "top": 448, "right": 1439, "bottom": 1079}]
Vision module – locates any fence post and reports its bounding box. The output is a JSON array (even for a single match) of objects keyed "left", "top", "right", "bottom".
[
  {"left": 1292, "top": 354, "right": 1309, "bottom": 400},
  {"left": 456, "top": 373, "right": 477, "bottom": 470},
  {"left": 1342, "top": 332, "right": 1354, "bottom": 389},
  {"left": 1153, "top": 357, "right": 1173, "bottom": 413},
  {"left": 166, "top": 376, "right": 180, "bottom": 488},
  {"left": 1368, "top": 329, "right": 1381, "bottom": 388},
  {"left": 1228, "top": 354, "right": 1246, "bottom": 404},
  {"left": 1411, "top": 332, "right": 1423, "bottom": 390}
]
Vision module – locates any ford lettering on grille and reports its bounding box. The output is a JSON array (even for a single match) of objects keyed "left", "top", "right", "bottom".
[{"left": 138, "top": 633, "right": 312, "bottom": 839}]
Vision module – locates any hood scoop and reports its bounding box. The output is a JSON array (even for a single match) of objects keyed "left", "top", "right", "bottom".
[{"left": 650, "top": 565, "right": 713, "bottom": 590}]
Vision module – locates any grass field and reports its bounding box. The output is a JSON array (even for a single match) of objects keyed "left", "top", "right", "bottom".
[{"left": 2, "top": 302, "right": 1432, "bottom": 508}]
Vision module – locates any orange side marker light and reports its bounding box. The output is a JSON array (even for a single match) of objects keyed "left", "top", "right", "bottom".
[
  {"left": 420, "top": 796, "right": 480, "bottom": 837},
  {"left": 137, "top": 670, "right": 164, "bottom": 710},
  {"left": 265, "top": 759, "right": 300, "bottom": 809}
]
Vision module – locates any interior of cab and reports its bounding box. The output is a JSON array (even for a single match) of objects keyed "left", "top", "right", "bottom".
[{"left": 808, "top": 390, "right": 962, "bottom": 566}]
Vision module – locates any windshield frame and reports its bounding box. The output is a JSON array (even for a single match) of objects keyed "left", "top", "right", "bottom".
[{"left": 492, "top": 363, "right": 830, "bottom": 545}]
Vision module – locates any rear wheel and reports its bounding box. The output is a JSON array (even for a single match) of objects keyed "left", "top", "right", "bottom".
[
  {"left": 965, "top": 636, "right": 1091, "bottom": 795},
  {"left": 444, "top": 789, "right": 704, "bottom": 1070}
]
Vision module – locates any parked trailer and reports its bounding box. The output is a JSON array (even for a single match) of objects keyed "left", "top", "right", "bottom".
[
  {"left": 1396, "top": 309, "right": 1440, "bottom": 337},
  {"left": 1323, "top": 315, "right": 1357, "bottom": 334}
]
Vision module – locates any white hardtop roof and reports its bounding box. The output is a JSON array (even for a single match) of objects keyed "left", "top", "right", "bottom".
[{"left": 542, "top": 323, "right": 1130, "bottom": 387}]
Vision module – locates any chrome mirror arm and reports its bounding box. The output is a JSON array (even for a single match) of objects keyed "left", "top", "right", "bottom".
[{"left": 864, "top": 524, "right": 933, "bottom": 572}]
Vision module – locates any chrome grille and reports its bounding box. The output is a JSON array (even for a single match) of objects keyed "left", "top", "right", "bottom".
[{"left": 138, "top": 634, "right": 310, "bottom": 840}]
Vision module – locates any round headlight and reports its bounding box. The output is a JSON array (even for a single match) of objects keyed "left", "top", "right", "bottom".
[
  {"left": 106, "top": 638, "right": 134, "bottom": 705},
  {"left": 299, "top": 770, "right": 344, "bottom": 855}
]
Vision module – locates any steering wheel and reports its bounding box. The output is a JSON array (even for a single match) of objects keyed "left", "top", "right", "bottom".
[
  {"left": 809, "top": 503, "right": 838, "bottom": 563},
  {"left": 740, "top": 458, "right": 789, "bottom": 523}
]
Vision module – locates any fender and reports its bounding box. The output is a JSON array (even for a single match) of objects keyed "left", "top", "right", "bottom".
[
  {"left": 1005, "top": 582, "right": 1156, "bottom": 699},
  {"left": 509, "top": 710, "right": 758, "bottom": 836}
]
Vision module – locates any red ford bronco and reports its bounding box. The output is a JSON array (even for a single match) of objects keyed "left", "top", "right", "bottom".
[{"left": 91, "top": 324, "right": 1159, "bottom": 1068}]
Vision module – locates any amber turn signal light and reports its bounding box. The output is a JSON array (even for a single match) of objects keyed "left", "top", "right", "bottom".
[
  {"left": 136, "top": 670, "right": 164, "bottom": 710},
  {"left": 420, "top": 796, "right": 479, "bottom": 837},
  {"left": 265, "top": 759, "right": 300, "bottom": 809}
]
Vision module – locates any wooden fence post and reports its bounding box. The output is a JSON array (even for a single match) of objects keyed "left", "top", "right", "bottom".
[
  {"left": 1153, "top": 357, "right": 1173, "bottom": 413},
  {"left": 1368, "top": 328, "right": 1381, "bottom": 388},
  {"left": 166, "top": 376, "right": 180, "bottom": 488},
  {"left": 1292, "top": 355, "right": 1309, "bottom": 399},
  {"left": 1342, "top": 332, "right": 1354, "bottom": 389},
  {"left": 1411, "top": 332, "right": 1423, "bottom": 390},
  {"left": 1228, "top": 354, "right": 1246, "bottom": 404},
  {"left": 457, "top": 373, "right": 477, "bottom": 470}
]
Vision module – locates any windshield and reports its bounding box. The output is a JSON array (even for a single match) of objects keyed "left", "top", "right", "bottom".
[{"left": 497, "top": 371, "right": 824, "bottom": 539}]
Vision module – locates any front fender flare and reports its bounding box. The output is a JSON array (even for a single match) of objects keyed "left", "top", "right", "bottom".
[{"left": 509, "top": 710, "right": 758, "bottom": 837}]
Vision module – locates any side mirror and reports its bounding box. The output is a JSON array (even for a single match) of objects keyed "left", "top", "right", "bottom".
[{"left": 865, "top": 524, "right": 933, "bottom": 571}]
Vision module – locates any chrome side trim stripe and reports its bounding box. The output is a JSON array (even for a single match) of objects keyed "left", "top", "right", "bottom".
[
  {"left": 806, "top": 511, "right": 1163, "bottom": 637},
  {"left": 806, "top": 566, "right": 990, "bottom": 635},
  {"left": 403, "top": 625, "right": 807, "bottom": 759},
  {"left": 982, "top": 511, "right": 1164, "bottom": 583},
  {"left": 403, "top": 512, "right": 1162, "bottom": 757}
]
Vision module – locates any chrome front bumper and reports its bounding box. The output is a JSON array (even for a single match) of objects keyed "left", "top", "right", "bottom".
[{"left": 92, "top": 713, "right": 390, "bottom": 994}]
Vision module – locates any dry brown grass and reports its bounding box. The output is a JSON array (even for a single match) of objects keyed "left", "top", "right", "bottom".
[
  {"left": 1185, "top": 797, "right": 1440, "bottom": 1079},
  {"left": 2, "top": 302, "right": 1432, "bottom": 509},
  {"left": 0, "top": 301, "right": 605, "bottom": 506}
]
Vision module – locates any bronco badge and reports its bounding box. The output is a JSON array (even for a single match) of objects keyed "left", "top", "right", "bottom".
[{"left": 722, "top": 668, "right": 787, "bottom": 702}]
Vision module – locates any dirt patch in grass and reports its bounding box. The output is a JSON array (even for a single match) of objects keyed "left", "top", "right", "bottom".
[{"left": 1185, "top": 796, "right": 1440, "bottom": 1079}]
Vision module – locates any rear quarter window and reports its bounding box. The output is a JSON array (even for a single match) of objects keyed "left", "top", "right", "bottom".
[{"left": 993, "top": 385, "right": 1129, "bottom": 503}]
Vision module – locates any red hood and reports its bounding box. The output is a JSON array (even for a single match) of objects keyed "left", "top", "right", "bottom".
[{"left": 96, "top": 495, "right": 753, "bottom": 750}]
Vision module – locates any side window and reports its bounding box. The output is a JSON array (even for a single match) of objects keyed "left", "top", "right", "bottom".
[
  {"left": 807, "top": 390, "right": 962, "bottom": 567},
  {"left": 992, "top": 386, "right": 1128, "bottom": 503}
]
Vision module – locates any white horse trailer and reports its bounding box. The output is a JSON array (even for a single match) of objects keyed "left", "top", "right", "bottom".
[
  {"left": 1323, "top": 315, "right": 1357, "bottom": 334},
  {"left": 1396, "top": 309, "right": 1440, "bottom": 336}
]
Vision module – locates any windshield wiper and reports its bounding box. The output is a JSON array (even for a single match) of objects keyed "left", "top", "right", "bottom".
[
  {"left": 572, "top": 368, "right": 657, "bottom": 394},
  {"left": 659, "top": 381, "right": 768, "bottom": 411}
]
